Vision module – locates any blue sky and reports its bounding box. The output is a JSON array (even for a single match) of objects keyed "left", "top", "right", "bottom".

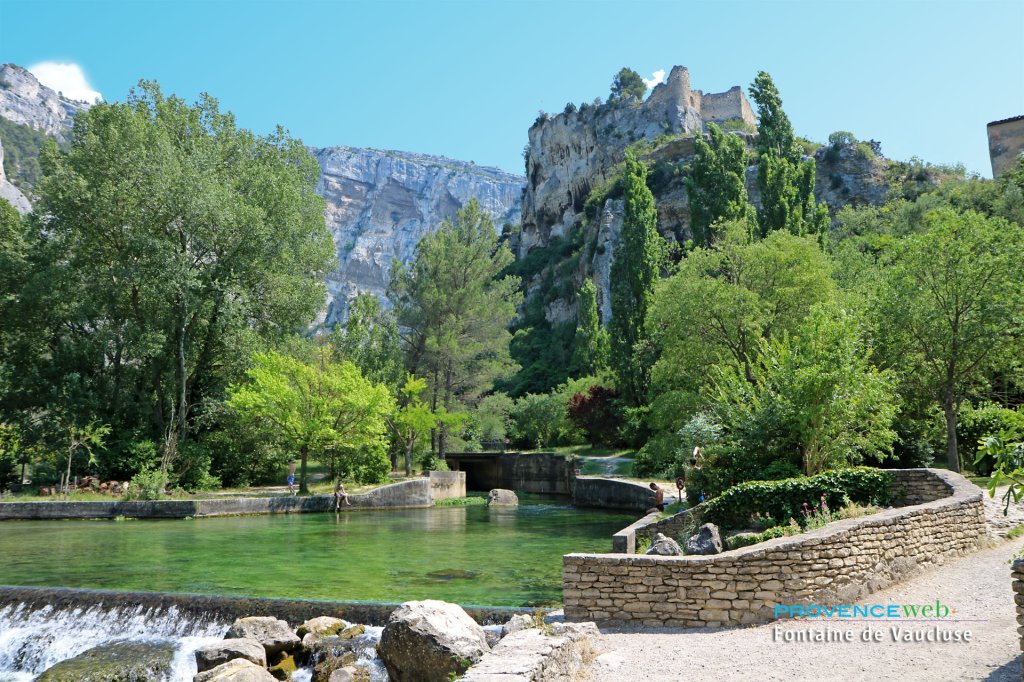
[{"left": 1, "top": 0, "right": 1021, "bottom": 177}]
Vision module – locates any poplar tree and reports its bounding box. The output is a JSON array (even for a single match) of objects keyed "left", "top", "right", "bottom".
[
  {"left": 571, "top": 279, "right": 609, "bottom": 376},
  {"left": 685, "top": 122, "right": 753, "bottom": 246},
  {"left": 609, "top": 152, "right": 665, "bottom": 406},
  {"left": 749, "top": 72, "right": 829, "bottom": 238}
]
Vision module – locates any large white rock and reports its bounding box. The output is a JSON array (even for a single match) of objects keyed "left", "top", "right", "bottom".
[
  {"left": 225, "top": 617, "right": 300, "bottom": 657},
  {"left": 377, "top": 600, "right": 490, "bottom": 682},
  {"left": 194, "top": 638, "right": 267, "bottom": 672},
  {"left": 194, "top": 658, "right": 276, "bottom": 682}
]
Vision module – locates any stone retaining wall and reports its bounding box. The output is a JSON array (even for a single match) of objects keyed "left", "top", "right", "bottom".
[
  {"left": 612, "top": 505, "right": 704, "bottom": 553},
  {"left": 1013, "top": 558, "right": 1024, "bottom": 672},
  {"left": 564, "top": 469, "right": 987, "bottom": 627},
  {"left": 0, "top": 477, "right": 440, "bottom": 520},
  {"left": 573, "top": 477, "right": 665, "bottom": 512},
  {"left": 429, "top": 471, "right": 466, "bottom": 501}
]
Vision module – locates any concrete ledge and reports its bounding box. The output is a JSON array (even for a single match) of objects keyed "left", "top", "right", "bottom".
[
  {"left": 0, "top": 478, "right": 435, "bottom": 520},
  {"left": 0, "top": 585, "right": 530, "bottom": 627},
  {"left": 573, "top": 477, "right": 670, "bottom": 512},
  {"left": 563, "top": 468, "right": 988, "bottom": 627}
]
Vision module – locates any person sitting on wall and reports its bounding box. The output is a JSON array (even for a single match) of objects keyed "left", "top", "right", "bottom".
[
  {"left": 648, "top": 482, "right": 665, "bottom": 512},
  {"left": 334, "top": 480, "right": 351, "bottom": 511}
]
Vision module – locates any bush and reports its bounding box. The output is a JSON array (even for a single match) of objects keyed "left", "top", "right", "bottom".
[
  {"left": 124, "top": 469, "right": 169, "bottom": 501},
  {"left": 958, "top": 402, "right": 1024, "bottom": 475},
  {"left": 702, "top": 467, "right": 894, "bottom": 531}
]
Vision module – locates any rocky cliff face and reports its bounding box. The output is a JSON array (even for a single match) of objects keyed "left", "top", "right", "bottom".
[
  {"left": 0, "top": 63, "right": 87, "bottom": 141},
  {"left": 0, "top": 139, "right": 31, "bottom": 214},
  {"left": 519, "top": 65, "right": 889, "bottom": 326},
  {"left": 314, "top": 146, "right": 523, "bottom": 325},
  {"left": 0, "top": 64, "right": 525, "bottom": 323}
]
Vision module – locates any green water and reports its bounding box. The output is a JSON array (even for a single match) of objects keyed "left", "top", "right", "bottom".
[{"left": 0, "top": 501, "right": 633, "bottom": 606}]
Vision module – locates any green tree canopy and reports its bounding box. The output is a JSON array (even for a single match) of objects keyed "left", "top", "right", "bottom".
[
  {"left": 571, "top": 279, "right": 609, "bottom": 376},
  {"left": 389, "top": 199, "right": 522, "bottom": 455},
  {"left": 3, "top": 81, "right": 333, "bottom": 479},
  {"left": 878, "top": 208, "right": 1024, "bottom": 472},
  {"left": 227, "top": 348, "right": 394, "bottom": 492},
  {"left": 685, "top": 122, "right": 753, "bottom": 246},
  {"left": 332, "top": 292, "right": 403, "bottom": 389},
  {"left": 609, "top": 152, "right": 665, "bottom": 406},
  {"left": 611, "top": 68, "right": 647, "bottom": 101}
]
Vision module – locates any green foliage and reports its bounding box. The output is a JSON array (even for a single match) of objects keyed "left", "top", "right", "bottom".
[
  {"left": 387, "top": 374, "right": 452, "bottom": 476},
  {"left": 726, "top": 524, "right": 793, "bottom": 550},
  {"left": 567, "top": 385, "right": 622, "bottom": 448},
  {"left": 878, "top": 208, "right": 1024, "bottom": 471},
  {"left": 610, "top": 152, "right": 665, "bottom": 406},
  {"left": 434, "top": 496, "right": 487, "bottom": 507},
  {"left": 124, "top": 468, "right": 169, "bottom": 501},
  {"left": 512, "top": 392, "right": 565, "bottom": 449},
  {"left": 226, "top": 347, "right": 394, "bottom": 490},
  {"left": 959, "top": 402, "right": 1024, "bottom": 475},
  {"left": 702, "top": 467, "right": 894, "bottom": 531},
  {"left": 0, "top": 116, "right": 52, "bottom": 194},
  {"left": 390, "top": 199, "right": 522, "bottom": 454},
  {"left": 571, "top": 279, "right": 609, "bottom": 375},
  {"left": 685, "top": 122, "right": 753, "bottom": 246},
  {"left": 707, "top": 305, "right": 899, "bottom": 477},
  {"left": 4, "top": 81, "right": 334, "bottom": 482},
  {"left": 749, "top": 72, "right": 829, "bottom": 237},
  {"left": 610, "top": 68, "right": 646, "bottom": 101},
  {"left": 331, "top": 293, "right": 403, "bottom": 389},
  {"left": 977, "top": 432, "right": 1024, "bottom": 515}
]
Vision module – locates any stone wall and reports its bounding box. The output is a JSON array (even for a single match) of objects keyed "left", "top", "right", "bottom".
[
  {"left": 612, "top": 505, "right": 705, "bottom": 554},
  {"left": 445, "top": 452, "right": 577, "bottom": 495},
  {"left": 988, "top": 115, "right": 1024, "bottom": 179},
  {"left": 0, "top": 478, "right": 436, "bottom": 520},
  {"left": 460, "top": 623, "right": 596, "bottom": 682},
  {"left": 563, "top": 469, "right": 987, "bottom": 627},
  {"left": 1013, "top": 558, "right": 1024, "bottom": 669},
  {"left": 572, "top": 477, "right": 664, "bottom": 512},
  {"left": 698, "top": 86, "right": 756, "bottom": 127},
  {"left": 429, "top": 470, "right": 466, "bottom": 501}
]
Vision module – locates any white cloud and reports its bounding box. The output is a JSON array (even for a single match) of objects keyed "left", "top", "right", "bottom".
[
  {"left": 642, "top": 69, "right": 666, "bottom": 89},
  {"left": 27, "top": 62, "right": 103, "bottom": 103}
]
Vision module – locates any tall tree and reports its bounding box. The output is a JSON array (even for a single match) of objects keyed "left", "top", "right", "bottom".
[
  {"left": 331, "top": 293, "right": 403, "bottom": 389},
  {"left": 685, "top": 122, "right": 753, "bottom": 246},
  {"left": 226, "top": 348, "right": 394, "bottom": 493},
  {"left": 6, "top": 82, "right": 334, "bottom": 476},
  {"left": 571, "top": 279, "right": 609, "bottom": 376},
  {"left": 609, "top": 152, "right": 665, "bottom": 406},
  {"left": 880, "top": 208, "right": 1024, "bottom": 472},
  {"left": 611, "top": 68, "right": 647, "bottom": 101},
  {"left": 389, "top": 199, "right": 522, "bottom": 456},
  {"left": 749, "top": 72, "right": 829, "bottom": 237}
]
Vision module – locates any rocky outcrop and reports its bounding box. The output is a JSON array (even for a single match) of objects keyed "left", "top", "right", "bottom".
[
  {"left": 195, "top": 638, "right": 268, "bottom": 672},
  {"left": 314, "top": 146, "right": 522, "bottom": 325},
  {"left": 646, "top": 532, "right": 683, "bottom": 556},
  {"left": 225, "top": 616, "right": 300, "bottom": 657},
  {"left": 194, "top": 658, "right": 277, "bottom": 682},
  {"left": 685, "top": 523, "right": 723, "bottom": 555},
  {"left": 377, "top": 599, "right": 490, "bottom": 682},
  {"left": 36, "top": 640, "right": 176, "bottom": 681},
  {"left": 0, "top": 63, "right": 87, "bottom": 140},
  {"left": 0, "top": 138, "right": 31, "bottom": 214}
]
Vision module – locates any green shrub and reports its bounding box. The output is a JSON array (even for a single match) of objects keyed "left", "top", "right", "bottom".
[
  {"left": 726, "top": 524, "right": 791, "bottom": 550},
  {"left": 434, "top": 496, "right": 486, "bottom": 507},
  {"left": 124, "top": 469, "right": 169, "bottom": 501},
  {"left": 703, "top": 467, "right": 894, "bottom": 531}
]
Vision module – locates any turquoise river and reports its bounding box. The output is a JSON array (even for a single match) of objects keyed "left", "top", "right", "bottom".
[{"left": 0, "top": 499, "right": 636, "bottom": 606}]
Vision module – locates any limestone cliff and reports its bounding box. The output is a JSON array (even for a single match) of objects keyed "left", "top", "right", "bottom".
[
  {"left": 0, "top": 63, "right": 88, "bottom": 141},
  {"left": 0, "top": 139, "right": 31, "bottom": 214},
  {"left": 314, "top": 146, "right": 523, "bottom": 325}
]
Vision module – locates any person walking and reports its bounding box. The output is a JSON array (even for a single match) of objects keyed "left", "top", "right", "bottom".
[{"left": 287, "top": 459, "right": 297, "bottom": 496}]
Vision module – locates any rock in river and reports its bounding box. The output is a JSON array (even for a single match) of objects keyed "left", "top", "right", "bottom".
[
  {"left": 225, "top": 616, "right": 300, "bottom": 657},
  {"left": 377, "top": 599, "right": 490, "bottom": 682},
  {"left": 195, "top": 658, "right": 277, "bottom": 682},
  {"left": 195, "top": 638, "right": 268, "bottom": 672},
  {"left": 36, "top": 640, "right": 176, "bottom": 681}
]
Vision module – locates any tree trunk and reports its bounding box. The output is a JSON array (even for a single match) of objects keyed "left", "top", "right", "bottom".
[
  {"left": 943, "top": 399, "right": 960, "bottom": 473},
  {"left": 299, "top": 445, "right": 310, "bottom": 495},
  {"left": 405, "top": 437, "right": 414, "bottom": 477}
]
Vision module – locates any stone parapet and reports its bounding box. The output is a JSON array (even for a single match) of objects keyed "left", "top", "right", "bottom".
[{"left": 564, "top": 468, "right": 986, "bottom": 627}]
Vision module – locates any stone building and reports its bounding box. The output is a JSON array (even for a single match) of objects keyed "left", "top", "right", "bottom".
[{"left": 987, "top": 114, "right": 1024, "bottom": 178}]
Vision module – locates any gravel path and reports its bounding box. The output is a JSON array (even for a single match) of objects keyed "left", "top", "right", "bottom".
[{"left": 584, "top": 485, "right": 1024, "bottom": 682}]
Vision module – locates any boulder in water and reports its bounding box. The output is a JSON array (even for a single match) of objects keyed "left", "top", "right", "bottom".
[
  {"left": 487, "top": 489, "right": 518, "bottom": 506},
  {"left": 37, "top": 640, "right": 176, "bottom": 681},
  {"left": 296, "top": 616, "right": 348, "bottom": 639},
  {"left": 685, "top": 523, "right": 723, "bottom": 555},
  {"left": 194, "top": 658, "right": 276, "bottom": 682},
  {"left": 327, "top": 669, "right": 357, "bottom": 682},
  {"left": 195, "top": 638, "right": 267, "bottom": 672},
  {"left": 225, "top": 616, "right": 300, "bottom": 657},
  {"left": 268, "top": 651, "right": 298, "bottom": 680},
  {"left": 377, "top": 599, "right": 490, "bottom": 682}
]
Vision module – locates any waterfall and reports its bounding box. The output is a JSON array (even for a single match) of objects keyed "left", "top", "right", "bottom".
[{"left": 0, "top": 601, "right": 228, "bottom": 681}]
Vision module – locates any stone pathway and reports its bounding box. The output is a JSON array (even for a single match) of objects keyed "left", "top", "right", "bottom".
[{"left": 582, "top": 481, "right": 1024, "bottom": 682}]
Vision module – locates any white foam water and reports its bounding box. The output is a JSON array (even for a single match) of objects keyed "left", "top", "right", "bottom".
[{"left": 0, "top": 602, "right": 227, "bottom": 681}]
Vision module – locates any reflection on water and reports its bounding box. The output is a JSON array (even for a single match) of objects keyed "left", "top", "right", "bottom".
[{"left": 0, "top": 502, "right": 634, "bottom": 606}]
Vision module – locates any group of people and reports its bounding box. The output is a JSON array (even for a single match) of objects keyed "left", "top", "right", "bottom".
[{"left": 285, "top": 459, "right": 352, "bottom": 511}]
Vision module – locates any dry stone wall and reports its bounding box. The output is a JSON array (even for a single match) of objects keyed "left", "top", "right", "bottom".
[
  {"left": 564, "top": 469, "right": 986, "bottom": 627},
  {"left": 1013, "top": 558, "right": 1024, "bottom": 668}
]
